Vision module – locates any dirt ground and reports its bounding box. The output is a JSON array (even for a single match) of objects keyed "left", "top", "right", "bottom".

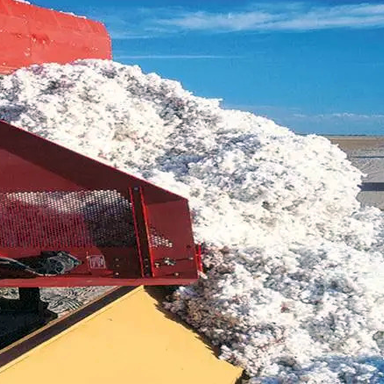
[
  {"left": 326, "top": 136, "right": 384, "bottom": 152},
  {"left": 325, "top": 135, "right": 384, "bottom": 211}
]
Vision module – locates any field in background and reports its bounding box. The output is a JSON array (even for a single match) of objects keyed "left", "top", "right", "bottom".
[
  {"left": 326, "top": 136, "right": 384, "bottom": 210},
  {"left": 327, "top": 136, "right": 384, "bottom": 151}
]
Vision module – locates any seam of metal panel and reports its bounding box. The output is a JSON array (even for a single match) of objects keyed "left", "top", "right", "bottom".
[
  {"left": 0, "top": 286, "right": 144, "bottom": 375},
  {"left": 130, "top": 186, "right": 153, "bottom": 278}
]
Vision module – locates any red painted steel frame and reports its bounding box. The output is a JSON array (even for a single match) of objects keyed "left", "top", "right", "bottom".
[
  {"left": 0, "top": 121, "right": 200, "bottom": 287},
  {"left": 0, "top": 0, "right": 112, "bottom": 74}
]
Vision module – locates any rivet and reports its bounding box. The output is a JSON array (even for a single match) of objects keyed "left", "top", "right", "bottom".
[
  {"left": 174, "top": 272, "right": 180, "bottom": 277},
  {"left": 115, "top": 272, "right": 120, "bottom": 276}
]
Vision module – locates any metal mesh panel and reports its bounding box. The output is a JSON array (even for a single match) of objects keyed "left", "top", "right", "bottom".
[
  {"left": 149, "top": 227, "right": 173, "bottom": 248},
  {"left": 0, "top": 190, "right": 136, "bottom": 248}
]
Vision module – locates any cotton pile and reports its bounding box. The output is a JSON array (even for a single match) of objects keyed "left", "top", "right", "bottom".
[{"left": 1, "top": 60, "right": 384, "bottom": 383}]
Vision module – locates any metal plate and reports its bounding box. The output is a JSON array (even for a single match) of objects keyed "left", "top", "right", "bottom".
[{"left": 0, "top": 0, "right": 112, "bottom": 74}]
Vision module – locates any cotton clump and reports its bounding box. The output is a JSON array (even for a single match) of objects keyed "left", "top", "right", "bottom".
[{"left": 1, "top": 59, "right": 384, "bottom": 383}]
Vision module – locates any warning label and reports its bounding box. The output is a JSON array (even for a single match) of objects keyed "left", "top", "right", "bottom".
[{"left": 87, "top": 255, "right": 107, "bottom": 270}]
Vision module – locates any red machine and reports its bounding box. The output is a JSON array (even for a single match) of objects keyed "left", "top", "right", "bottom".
[
  {"left": 0, "top": 0, "right": 111, "bottom": 73},
  {"left": 0, "top": 1, "right": 202, "bottom": 288}
]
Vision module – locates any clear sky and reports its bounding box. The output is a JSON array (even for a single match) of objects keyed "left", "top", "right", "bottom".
[{"left": 31, "top": 0, "right": 384, "bottom": 135}]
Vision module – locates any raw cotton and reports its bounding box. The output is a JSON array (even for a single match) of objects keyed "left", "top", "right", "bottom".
[{"left": 1, "top": 60, "right": 384, "bottom": 383}]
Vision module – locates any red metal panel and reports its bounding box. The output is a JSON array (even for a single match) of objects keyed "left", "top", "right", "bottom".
[
  {"left": 0, "top": 120, "right": 199, "bottom": 287},
  {"left": 146, "top": 200, "right": 199, "bottom": 280},
  {"left": 0, "top": 0, "right": 31, "bottom": 73},
  {"left": 0, "top": 0, "right": 112, "bottom": 74},
  {"left": 0, "top": 121, "right": 182, "bottom": 203}
]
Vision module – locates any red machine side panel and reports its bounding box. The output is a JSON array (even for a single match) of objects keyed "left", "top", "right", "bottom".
[
  {"left": 0, "top": 0, "right": 112, "bottom": 74},
  {"left": 0, "top": 121, "right": 199, "bottom": 287}
]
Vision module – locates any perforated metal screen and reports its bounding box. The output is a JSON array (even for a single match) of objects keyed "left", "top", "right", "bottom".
[
  {"left": 0, "top": 190, "right": 136, "bottom": 248},
  {"left": 149, "top": 227, "right": 173, "bottom": 249}
]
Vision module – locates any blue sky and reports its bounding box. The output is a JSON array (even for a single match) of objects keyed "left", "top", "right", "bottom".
[{"left": 32, "top": 0, "right": 384, "bottom": 135}]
